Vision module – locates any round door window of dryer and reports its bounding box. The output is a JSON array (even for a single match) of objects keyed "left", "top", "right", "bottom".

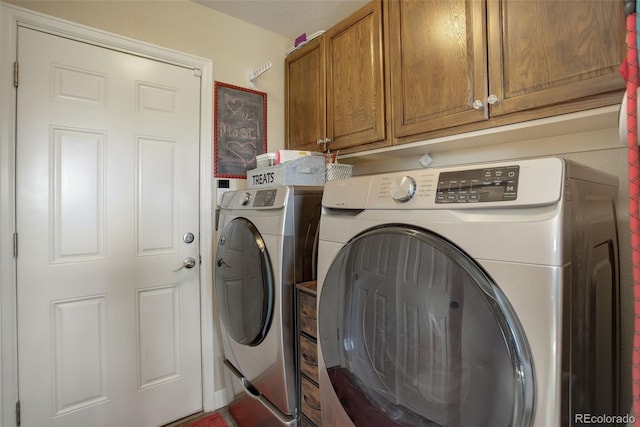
[
  {"left": 319, "top": 225, "right": 535, "bottom": 427},
  {"left": 215, "top": 218, "right": 274, "bottom": 346}
]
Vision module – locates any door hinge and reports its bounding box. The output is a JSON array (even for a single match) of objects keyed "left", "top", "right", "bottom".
[
  {"left": 15, "top": 400, "right": 20, "bottom": 426},
  {"left": 13, "top": 233, "right": 18, "bottom": 258},
  {"left": 13, "top": 61, "right": 18, "bottom": 88}
]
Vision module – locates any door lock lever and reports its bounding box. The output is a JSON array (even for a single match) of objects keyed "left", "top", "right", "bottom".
[
  {"left": 173, "top": 257, "right": 196, "bottom": 272},
  {"left": 216, "top": 257, "right": 231, "bottom": 268}
]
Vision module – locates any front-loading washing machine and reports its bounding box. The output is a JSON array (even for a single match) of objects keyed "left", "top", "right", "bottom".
[
  {"left": 316, "top": 157, "right": 620, "bottom": 426},
  {"left": 215, "top": 186, "right": 322, "bottom": 426}
]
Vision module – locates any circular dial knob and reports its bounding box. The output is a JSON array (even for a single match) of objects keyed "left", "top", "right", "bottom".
[
  {"left": 390, "top": 176, "right": 417, "bottom": 203},
  {"left": 240, "top": 192, "right": 252, "bottom": 206}
]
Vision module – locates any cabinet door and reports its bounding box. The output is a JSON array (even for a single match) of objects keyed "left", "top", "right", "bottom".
[
  {"left": 487, "top": 0, "right": 625, "bottom": 117},
  {"left": 326, "top": 0, "right": 389, "bottom": 150},
  {"left": 388, "top": 0, "right": 488, "bottom": 138},
  {"left": 285, "top": 36, "right": 326, "bottom": 151}
]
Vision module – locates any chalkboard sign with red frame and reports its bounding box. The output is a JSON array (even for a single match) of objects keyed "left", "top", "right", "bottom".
[{"left": 214, "top": 81, "right": 267, "bottom": 178}]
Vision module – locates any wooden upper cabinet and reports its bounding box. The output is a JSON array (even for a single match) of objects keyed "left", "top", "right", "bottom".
[
  {"left": 285, "top": 36, "right": 326, "bottom": 152},
  {"left": 387, "top": 0, "right": 625, "bottom": 142},
  {"left": 285, "top": 0, "right": 388, "bottom": 152},
  {"left": 388, "top": 0, "right": 488, "bottom": 138},
  {"left": 487, "top": 0, "right": 626, "bottom": 117},
  {"left": 326, "top": 0, "right": 388, "bottom": 150},
  {"left": 287, "top": 0, "right": 624, "bottom": 152}
]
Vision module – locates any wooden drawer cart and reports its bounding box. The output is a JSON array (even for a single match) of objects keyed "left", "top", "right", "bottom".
[{"left": 296, "top": 281, "right": 322, "bottom": 426}]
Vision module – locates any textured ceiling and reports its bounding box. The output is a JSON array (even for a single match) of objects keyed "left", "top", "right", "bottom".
[{"left": 194, "top": 0, "right": 369, "bottom": 41}]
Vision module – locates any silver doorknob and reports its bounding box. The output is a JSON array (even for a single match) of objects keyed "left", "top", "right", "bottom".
[{"left": 173, "top": 257, "right": 196, "bottom": 272}]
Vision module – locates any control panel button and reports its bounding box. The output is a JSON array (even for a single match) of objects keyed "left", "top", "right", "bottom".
[
  {"left": 390, "top": 176, "right": 417, "bottom": 203},
  {"left": 240, "top": 192, "right": 252, "bottom": 206},
  {"left": 436, "top": 165, "right": 520, "bottom": 203},
  {"left": 253, "top": 189, "right": 278, "bottom": 207}
]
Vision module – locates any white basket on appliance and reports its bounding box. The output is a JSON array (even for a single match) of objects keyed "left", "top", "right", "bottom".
[{"left": 325, "top": 163, "right": 353, "bottom": 181}]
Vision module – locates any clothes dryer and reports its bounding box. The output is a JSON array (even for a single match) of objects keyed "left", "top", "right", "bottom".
[
  {"left": 316, "top": 157, "right": 620, "bottom": 426},
  {"left": 215, "top": 186, "right": 322, "bottom": 426}
]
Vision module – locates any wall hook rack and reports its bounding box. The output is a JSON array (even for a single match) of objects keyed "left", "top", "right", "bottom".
[{"left": 248, "top": 61, "right": 272, "bottom": 88}]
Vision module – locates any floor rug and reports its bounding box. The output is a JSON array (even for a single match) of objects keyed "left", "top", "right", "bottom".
[{"left": 185, "top": 412, "right": 228, "bottom": 427}]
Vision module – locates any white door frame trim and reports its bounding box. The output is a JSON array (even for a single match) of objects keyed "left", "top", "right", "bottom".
[{"left": 0, "top": 4, "right": 216, "bottom": 426}]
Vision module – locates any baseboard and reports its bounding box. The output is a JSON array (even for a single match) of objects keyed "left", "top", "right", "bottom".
[{"left": 214, "top": 388, "right": 228, "bottom": 410}]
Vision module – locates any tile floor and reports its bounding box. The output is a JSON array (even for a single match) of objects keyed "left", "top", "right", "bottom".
[{"left": 163, "top": 407, "right": 238, "bottom": 427}]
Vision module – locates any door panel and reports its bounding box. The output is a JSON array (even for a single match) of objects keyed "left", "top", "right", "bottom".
[
  {"left": 487, "top": 0, "right": 625, "bottom": 116},
  {"left": 285, "top": 37, "right": 326, "bottom": 151},
  {"left": 137, "top": 137, "right": 178, "bottom": 255},
  {"left": 388, "top": 0, "right": 487, "bottom": 137},
  {"left": 52, "top": 128, "right": 106, "bottom": 262},
  {"left": 326, "top": 0, "right": 387, "bottom": 150},
  {"left": 16, "top": 27, "right": 202, "bottom": 427}
]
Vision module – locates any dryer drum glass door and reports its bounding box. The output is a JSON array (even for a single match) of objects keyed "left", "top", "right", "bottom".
[
  {"left": 319, "top": 225, "right": 534, "bottom": 427},
  {"left": 215, "top": 218, "right": 274, "bottom": 346}
]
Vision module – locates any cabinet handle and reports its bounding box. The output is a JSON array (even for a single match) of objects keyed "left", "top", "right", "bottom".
[
  {"left": 487, "top": 94, "right": 499, "bottom": 105},
  {"left": 472, "top": 99, "right": 484, "bottom": 110}
]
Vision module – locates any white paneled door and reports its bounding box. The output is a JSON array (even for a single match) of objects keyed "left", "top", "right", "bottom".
[{"left": 15, "top": 27, "right": 202, "bottom": 426}]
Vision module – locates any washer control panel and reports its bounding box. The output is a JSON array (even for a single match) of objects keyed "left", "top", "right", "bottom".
[
  {"left": 221, "top": 187, "right": 285, "bottom": 209},
  {"left": 436, "top": 165, "right": 520, "bottom": 203},
  {"left": 252, "top": 189, "right": 278, "bottom": 207},
  {"left": 323, "top": 157, "right": 563, "bottom": 210}
]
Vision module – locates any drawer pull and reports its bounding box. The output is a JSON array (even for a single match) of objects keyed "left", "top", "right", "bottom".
[
  {"left": 303, "top": 394, "right": 321, "bottom": 411},
  {"left": 301, "top": 353, "right": 318, "bottom": 366}
]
